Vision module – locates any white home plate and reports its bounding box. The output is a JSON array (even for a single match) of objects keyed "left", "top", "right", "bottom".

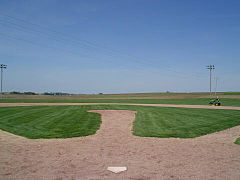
[{"left": 107, "top": 167, "right": 127, "bottom": 173}]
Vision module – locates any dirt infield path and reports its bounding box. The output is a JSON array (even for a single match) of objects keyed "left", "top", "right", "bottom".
[
  {"left": 0, "top": 110, "right": 240, "bottom": 180},
  {"left": 0, "top": 102, "right": 240, "bottom": 110}
]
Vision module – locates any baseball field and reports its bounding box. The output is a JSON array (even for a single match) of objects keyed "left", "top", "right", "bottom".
[{"left": 0, "top": 92, "right": 240, "bottom": 179}]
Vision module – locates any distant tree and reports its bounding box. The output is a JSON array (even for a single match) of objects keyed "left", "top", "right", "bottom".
[
  {"left": 55, "top": 92, "right": 69, "bottom": 96},
  {"left": 43, "top": 92, "right": 54, "bottom": 95},
  {"left": 43, "top": 92, "right": 69, "bottom": 96},
  {"left": 24, "top": 92, "right": 37, "bottom": 95},
  {"left": 10, "top": 91, "right": 22, "bottom": 94}
]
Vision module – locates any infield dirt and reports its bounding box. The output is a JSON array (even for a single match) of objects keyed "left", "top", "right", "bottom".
[{"left": 0, "top": 109, "right": 240, "bottom": 180}]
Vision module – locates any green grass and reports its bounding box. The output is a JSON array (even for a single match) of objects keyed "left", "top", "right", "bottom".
[
  {"left": 132, "top": 106, "right": 240, "bottom": 138},
  {"left": 222, "top": 92, "right": 240, "bottom": 95},
  {"left": 0, "top": 106, "right": 101, "bottom": 138},
  {"left": 1, "top": 98, "right": 240, "bottom": 106},
  {"left": 0, "top": 105, "right": 240, "bottom": 139},
  {"left": 235, "top": 137, "right": 240, "bottom": 145}
]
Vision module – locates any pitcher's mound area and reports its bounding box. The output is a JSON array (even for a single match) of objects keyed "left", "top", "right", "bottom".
[{"left": 0, "top": 110, "right": 240, "bottom": 180}]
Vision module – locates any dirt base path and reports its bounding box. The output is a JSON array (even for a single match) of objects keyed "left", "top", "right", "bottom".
[
  {"left": 0, "top": 110, "right": 240, "bottom": 180},
  {"left": 0, "top": 102, "right": 240, "bottom": 110}
]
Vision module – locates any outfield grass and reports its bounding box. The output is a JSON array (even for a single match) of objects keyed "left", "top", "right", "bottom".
[
  {"left": 235, "top": 138, "right": 240, "bottom": 145},
  {"left": 1, "top": 98, "right": 240, "bottom": 107},
  {"left": 222, "top": 92, "right": 240, "bottom": 95},
  {"left": 0, "top": 105, "right": 240, "bottom": 139}
]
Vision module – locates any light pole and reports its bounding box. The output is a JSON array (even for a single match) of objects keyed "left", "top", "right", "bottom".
[
  {"left": 206, "top": 65, "right": 215, "bottom": 98},
  {"left": 0, "top": 64, "right": 7, "bottom": 99}
]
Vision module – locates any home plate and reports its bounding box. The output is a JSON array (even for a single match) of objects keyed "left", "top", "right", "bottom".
[{"left": 107, "top": 167, "right": 127, "bottom": 173}]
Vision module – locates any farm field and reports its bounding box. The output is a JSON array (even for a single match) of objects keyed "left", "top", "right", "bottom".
[{"left": 3, "top": 92, "right": 240, "bottom": 99}]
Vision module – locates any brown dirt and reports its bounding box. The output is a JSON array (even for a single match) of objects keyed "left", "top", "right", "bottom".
[{"left": 0, "top": 109, "right": 240, "bottom": 180}]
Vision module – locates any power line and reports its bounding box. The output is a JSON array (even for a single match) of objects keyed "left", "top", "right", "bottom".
[
  {"left": 0, "top": 19, "right": 137, "bottom": 68},
  {"left": 0, "top": 27, "right": 196, "bottom": 80},
  {"left": 0, "top": 15, "right": 133, "bottom": 61},
  {"left": 0, "top": 32, "right": 91, "bottom": 58},
  {"left": 0, "top": 13, "right": 206, "bottom": 79}
]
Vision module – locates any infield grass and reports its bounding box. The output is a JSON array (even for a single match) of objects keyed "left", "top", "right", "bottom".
[
  {"left": 0, "top": 105, "right": 240, "bottom": 139},
  {"left": 235, "top": 138, "right": 240, "bottom": 145},
  {"left": 0, "top": 106, "right": 101, "bottom": 138}
]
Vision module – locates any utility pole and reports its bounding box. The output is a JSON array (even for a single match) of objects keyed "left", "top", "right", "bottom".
[
  {"left": 215, "top": 77, "right": 219, "bottom": 97},
  {"left": 0, "top": 64, "right": 7, "bottom": 99},
  {"left": 206, "top": 65, "right": 215, "bottom": 98}
]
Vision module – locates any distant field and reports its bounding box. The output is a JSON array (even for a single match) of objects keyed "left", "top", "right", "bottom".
[
  {"left": 222, "top": 92, "right": 240, "bottom": 95},
  {"left": 1, "top": 98, "right": 240, "bottom": 107},
  {"left": 3, "top": 92, "right": 240, "bottom": 100},
  {"left": 3, "top": 92, "right": 209, "bottom": 98},
  {"left": 0, "top": 105, "right": 240, "bottom": 139}
]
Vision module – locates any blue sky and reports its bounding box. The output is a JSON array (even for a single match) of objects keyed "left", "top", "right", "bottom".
[{"left": 0, "top": 0, "right": 239, "bottom": 93}]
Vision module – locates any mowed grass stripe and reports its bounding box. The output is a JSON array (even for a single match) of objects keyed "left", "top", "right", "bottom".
[
  {"left": 0, "top": 105, "right": 240, "bottom": 139},
  {"left": 133, "top": 106, "right": 240, "bottom": 138},
  {"left": 0, "top": 106, "right": 101, "bottom": 138}
]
